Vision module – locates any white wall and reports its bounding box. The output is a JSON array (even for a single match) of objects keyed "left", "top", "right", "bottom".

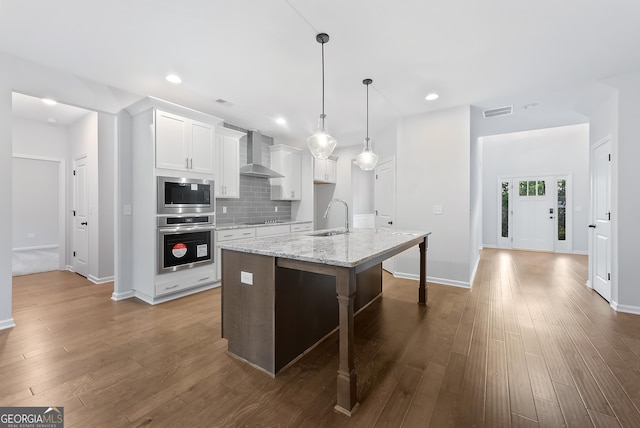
[
  {"left": 0, "top": 87, "right": 13, "bottom": 328},
  {"left": 482, "top": 124, "right": 590, "bottom": 253},
  {"left": 396, "top": 106, "right": 472, "bottom": 287},
  {"left": 97, "top": 113, "right": 116, "bottom": 280},
  {"left": 0, "top": 52, "right": 137, "bottom": 329},
  {"left": 604, "top": 73, "right": 640, "bottom": 313}
]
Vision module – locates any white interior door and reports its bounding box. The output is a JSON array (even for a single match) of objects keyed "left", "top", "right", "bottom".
[
  {"left": 513, "top": 177, "right": 554, "bottom": 251},
  {"left": 591, "top": 140, "right": 611, "bottom": 301},
  {"left": 73, "top": 156, "right": 89, "bottom": 277},
  {"left": 375, "top": 158, "right": 395, "bottom": 272}
]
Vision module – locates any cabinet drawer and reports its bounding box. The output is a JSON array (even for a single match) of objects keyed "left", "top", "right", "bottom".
[
  {"left": 291, "top": 223, "right": 312, "bottom": 232},
  {"left": 217, "top": 228, "right": 256, "bottom": 242},
  {"left": 256, "top": 224, "right": 290, "bottom": 237},
  {"left": 155, "top": 272, "right": 215, "bottom": 296}
]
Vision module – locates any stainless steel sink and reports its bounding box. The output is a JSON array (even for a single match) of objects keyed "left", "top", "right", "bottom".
[{"left": 307, "top": 229, "right": 348, "bottom": 237}]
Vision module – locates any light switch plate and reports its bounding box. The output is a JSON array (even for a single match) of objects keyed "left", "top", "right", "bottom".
[
  {"left": 241, "top": 271, "right": 253, "bottom": 285},
  {"left": 433, "top": 205, "right": 443, "bottom": 215}
]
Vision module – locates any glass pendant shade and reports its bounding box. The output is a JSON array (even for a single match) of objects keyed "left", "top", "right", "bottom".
[
  {"left": 307, "top": 114, "right": 337, "bottom": 160},
  {"left": 308, "top": 33, "right": 337, "bottom": 159},
  {"left": 355, "top": 138, "right": 379, "bottom": 170},
  {"left": 355, "top": 78, "right": 379, "bottom": 170}
]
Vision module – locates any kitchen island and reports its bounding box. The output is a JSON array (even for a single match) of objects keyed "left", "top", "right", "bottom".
[{"left": 219, "top": 228, "right": 430, "bottom": 416}]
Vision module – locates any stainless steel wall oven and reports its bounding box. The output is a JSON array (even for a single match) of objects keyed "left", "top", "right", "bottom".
[{"left": 157, "top": 215, "right": 215, "bottom": 274}]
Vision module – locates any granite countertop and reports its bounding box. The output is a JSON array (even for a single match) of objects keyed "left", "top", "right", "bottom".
[
  {"left": 217, "top": 228, "right": 430, "bottom": 268},
  {"left": 216, "top": 220, "right": 312, "bottom": 231}
]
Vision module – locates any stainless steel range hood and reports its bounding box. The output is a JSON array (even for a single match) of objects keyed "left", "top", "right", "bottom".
[{"left": 239, "top": 130, "right": 284, "bottom": 178}]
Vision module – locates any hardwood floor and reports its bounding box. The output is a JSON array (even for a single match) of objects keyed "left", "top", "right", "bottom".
[{"left": 2, "top": 249, "right": 640, "bottom": 427}]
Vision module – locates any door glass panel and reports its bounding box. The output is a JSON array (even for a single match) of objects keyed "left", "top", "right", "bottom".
[
  {"left": 528, "top": 181, "right": 536, "bottom": 195},
  {"left": 519, "top": 181, "right": 527, "bottom": 196},
  {"left": 537, "top": 180, "right": 546, "bottom": 196},
  {"left": 557, "top": 179, "right": 566, "bottom": 240},
  {"left": 501, "top": 181, "right": 509, "bottom": 237}
]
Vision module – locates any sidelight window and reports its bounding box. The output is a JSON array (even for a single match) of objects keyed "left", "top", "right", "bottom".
[
  {"left": 557, "top": 179, "right": 566, "bottom": 240},
  {"left": 501, "top": 181, "right": 509, "bottom": 237}
]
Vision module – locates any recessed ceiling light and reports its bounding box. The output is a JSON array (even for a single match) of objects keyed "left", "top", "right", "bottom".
[
  {"left": 42, "top": 98, "right": 57, "bottom": 106},
  {"left": 47, "top": 118, "right": 57, "bottom": 124},
  {"left": 276, "top": 118, "right": 287, "bottom": 125},
  {"left": 523, "top": 102, "right": 540, "bottom": 109},
  {"left": 425, "top": 93, "right": 439, "bottom": 101},
  {"left": 166, "top": 74, "right": 182, "bottom": 84}
]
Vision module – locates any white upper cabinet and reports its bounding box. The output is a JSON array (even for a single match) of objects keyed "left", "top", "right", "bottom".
[
  {"left": 269, "top": 145, "right": 302, "bottom": 200},
  {"left": 214, "top": 126, "right": 244, "bottom": 198},
  {"left": 155, "top": 110, "right": 215, "bottom": 174},
  {"left": 313, "top": 156, "right": 338, "bottom": 184}
]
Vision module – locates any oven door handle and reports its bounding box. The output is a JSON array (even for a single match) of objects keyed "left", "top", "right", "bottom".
[{"left": 158, "top": 224, "right": 216, "bottom": 234}]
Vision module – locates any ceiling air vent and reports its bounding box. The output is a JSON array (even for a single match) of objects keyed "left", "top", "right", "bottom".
[
  {"left": 215, "top": 98, "right": 234, "bottom": 107},
  {"left": 483, "top": 106, "right": 513, "bottom": 118}
]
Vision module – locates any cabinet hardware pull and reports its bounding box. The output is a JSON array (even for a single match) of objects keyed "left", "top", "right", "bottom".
[
  {"left": 166, "top": 284, "right": 179, "bottom": 290},
  {"left": 190, "top": 158, "right": 193, "bottom": 169},
  {"left": 224, "top": 234, "right": 233, "bottom": 238},
  {"left": 186, "top": 157, "right": 189, "bottom": 168},
  {"left": 198, "top": 277, "right": 210, "bottom": 282}
]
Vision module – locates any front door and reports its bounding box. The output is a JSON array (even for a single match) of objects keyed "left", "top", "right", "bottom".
[
  {"left": 73, "top": 156, "right": 89, "bottom": 277},
  {"left": 591, "top": 139, "right": 611, "bottom": 301},
  {"left": 375, "top": 158, "right": 395, "bottom": 272},
  {"left": 512, "top": 176, "right": 555, "bottom": 251}
]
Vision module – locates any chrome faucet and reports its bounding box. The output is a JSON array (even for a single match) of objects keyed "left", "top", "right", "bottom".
[{"left": 323, "top": 198, "right": 349, "bottom": 232}]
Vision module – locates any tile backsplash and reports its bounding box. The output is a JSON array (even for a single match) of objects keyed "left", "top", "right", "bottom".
[{"left": 216, "top": 123, "right": 292, "bottom": 225}]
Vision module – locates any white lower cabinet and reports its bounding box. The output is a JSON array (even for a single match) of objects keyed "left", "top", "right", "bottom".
[
  {"left": 256, "top": 224, "right": 290, "bottom": 237},
  {"left": 291, "top": 222, "right": 313, "bottom": 232}
]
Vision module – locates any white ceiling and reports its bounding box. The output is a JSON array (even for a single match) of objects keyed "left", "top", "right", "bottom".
[
  {"left": 1, "top": 0, "right": 638, "bottom": 145},
  {"left": 12, "top": 92, "right": 92, "bottom": 126}
]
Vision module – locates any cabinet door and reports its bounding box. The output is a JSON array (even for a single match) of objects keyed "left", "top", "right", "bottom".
[
  {"left": 215, "top": 135, "right": 240, "bottom": 198},
  {"left": 189, "top": 121, "right": 215, "bottom": 174},
  {"left": 289, "top": 152, "right": 301, "bottom": 199},
  {"left": 156, "top": 110, "right": 189, "bottom": 171},
  {"left": 313, "top": 157, "right": 326, "bottom": 182}
]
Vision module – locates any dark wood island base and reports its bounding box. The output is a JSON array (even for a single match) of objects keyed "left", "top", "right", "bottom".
[{"left": 220, "top": 230, "right": 430, "bottom": 416}]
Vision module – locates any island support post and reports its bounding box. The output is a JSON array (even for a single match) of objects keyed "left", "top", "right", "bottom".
[{"left": 334, "top": 234, "right": 429, "bottom": 416}]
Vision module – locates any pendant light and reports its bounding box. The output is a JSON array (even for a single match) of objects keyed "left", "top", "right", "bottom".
[
  {"left": 307, "top": 33, "right": 337, "bottom": 160},
  {"left": 355, "top": 78, "right": 379, "bottom": 170}
]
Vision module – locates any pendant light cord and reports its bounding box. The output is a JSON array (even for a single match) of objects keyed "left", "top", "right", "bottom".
[
  {"left": 321, "top": 40, "right": 325, "bottom": 127},
  {"left": 363, "top": 78, "right": 372, "bottom": 149}
]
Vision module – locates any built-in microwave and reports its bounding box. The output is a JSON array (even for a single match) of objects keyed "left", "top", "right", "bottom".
[{"left": 157, "top": 176, "right": 214, "bottom": 215}]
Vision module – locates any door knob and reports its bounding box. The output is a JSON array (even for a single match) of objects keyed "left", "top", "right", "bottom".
[{"left": 81, "top": 222, "right": 88, "bottom": 226}]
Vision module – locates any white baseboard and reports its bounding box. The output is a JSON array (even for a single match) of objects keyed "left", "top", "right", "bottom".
[
  {"left": 585, "top": 280, "right": 592, "bottom": 289},
  {"left": 0, "top": 318, "right": 16, "bottom": 330},
  {"left": 610, "top": 301, "right": 640, "bottom": 315},
  {"left": 393, "top": 272, "right": 471, "bottom": 289},
  {"left": 88, "top": 275, "right": 115, "bottom": 285},
  {"left": 111, "top": 290, "right": 136, "bottom": 301},
  {"left": 132, "top": 282, "right": 220, "bottom": 305}
]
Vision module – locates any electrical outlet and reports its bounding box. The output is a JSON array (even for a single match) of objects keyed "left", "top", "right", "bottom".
[
  {"left": 241, "top": 271, "right": 253, "bottom": 285},
  {"left": 275, "top": 206, "right": 278, "bottom": 212},
  {"left": 27, "top": 232, "right": 35, "bottom": 238},
  {"left": 222, "top": 206, "right": 227, "bottom": 214},
  {"left": 123, "top": 204, "right": 132, "bottom": 215},
  {"left": 433, "top": 205, "right": 443, "bottom": 215}
]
